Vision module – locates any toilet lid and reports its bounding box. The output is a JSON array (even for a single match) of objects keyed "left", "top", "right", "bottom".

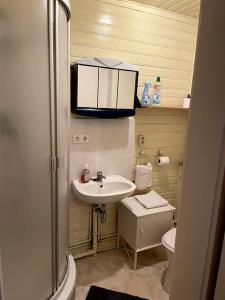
[{"left": 162, "top": 228, "right": 176, "bottom": 252}]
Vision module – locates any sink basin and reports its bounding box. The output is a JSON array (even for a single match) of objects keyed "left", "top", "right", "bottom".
[{"left": 72, "top": 175, "right": 136, "bottom": 204}]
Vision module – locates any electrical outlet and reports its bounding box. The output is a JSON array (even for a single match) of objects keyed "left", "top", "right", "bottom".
[
  {"left": 81, "top": 135, "right": 89, "bottom": 143},
  {"left": 72, "top": 134, "right": 80, "bottom": 144},
  {"left": 72, "top": 134, "right": 90, "bottom": 144}
]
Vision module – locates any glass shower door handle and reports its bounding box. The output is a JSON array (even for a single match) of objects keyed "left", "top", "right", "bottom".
[{"left": 56, "top": 154, "right": 65, "bottom": 169}]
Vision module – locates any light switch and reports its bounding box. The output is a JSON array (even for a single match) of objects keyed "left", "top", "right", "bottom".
[{"left": 138, "top": 135, "right": 145, "bottom": 146}]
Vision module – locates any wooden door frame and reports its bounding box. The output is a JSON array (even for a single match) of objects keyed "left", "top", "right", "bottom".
[{"left": 170, "top": 0, "right": 225, "bottom": 299}]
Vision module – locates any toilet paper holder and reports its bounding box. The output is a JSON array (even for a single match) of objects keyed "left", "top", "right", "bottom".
[
  {"left": 156, "top": 149, "right": 163, "bottom": 158},
  {"left": 156, "top": 150, "right": 170, "bottom": 166},
  {"left": 136, "top": 150, "right": 150, "bottom": 165}
]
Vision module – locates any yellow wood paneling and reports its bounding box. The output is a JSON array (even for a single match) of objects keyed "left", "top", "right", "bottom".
[
  {"left": 130, "top": 0, "right": 201, "bottom": 18},
  {"left": 69, "top": 0, "right": 196, "bottom": 254},
  {"left": 135, "top": 108, "right": 188, "bottom": 206},
  {"left": 96, "top": 0, "right": 198, "bottom": 25},
  {"left": 70, "top": 0, "right": 197, "bottom": 107}
]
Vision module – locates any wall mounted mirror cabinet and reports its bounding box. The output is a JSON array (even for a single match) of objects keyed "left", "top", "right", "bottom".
[{"left": 71, "top": 58, "right": 139, "bottom": 118}]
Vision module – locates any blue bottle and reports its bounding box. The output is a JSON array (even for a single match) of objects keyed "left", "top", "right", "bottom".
[{"left": 141, "top": 81, "right": 152, "bottom": 107}]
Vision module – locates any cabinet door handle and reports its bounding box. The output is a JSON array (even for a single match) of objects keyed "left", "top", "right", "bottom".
[{"left": 140, "top": 227, "right": 144, "bottom": 236}]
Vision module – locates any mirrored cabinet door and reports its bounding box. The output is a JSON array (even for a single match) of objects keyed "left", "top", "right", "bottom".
[
  {"left": 77, "top": 65, "right": 98, "bottom": 108},
  {"left": 71, "top": 62, "right": 138, "bottom": 117},
  {"left": 98, "top": 68, "right": 118, "bottom": 109},
  {"left": 117, "top": 70, "right": 136, "bottom": 109}
]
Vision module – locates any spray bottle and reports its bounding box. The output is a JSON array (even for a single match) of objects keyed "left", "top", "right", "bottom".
[
  {"left": 141, "top": 81, "right": 152, "bottom": 106},
  {"left": 152, "top": 76, "right": 161, "bottom": 105}
]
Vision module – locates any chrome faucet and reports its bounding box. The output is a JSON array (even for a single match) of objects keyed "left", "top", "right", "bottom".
[{"left": 91, "top": 171, "right": 106, "bottom": 182}]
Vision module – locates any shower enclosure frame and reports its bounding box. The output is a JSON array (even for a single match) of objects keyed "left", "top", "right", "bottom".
[
  {"left": 0, "top": 0, "right": 75, "bottom": 299},
  {"left": 49, "top": 0, "right": 71, "bottom": 293}
]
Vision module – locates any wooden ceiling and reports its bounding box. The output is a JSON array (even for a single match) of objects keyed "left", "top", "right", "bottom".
[{"left": 130, "top": 0, "right": 200, "bottom": 18}]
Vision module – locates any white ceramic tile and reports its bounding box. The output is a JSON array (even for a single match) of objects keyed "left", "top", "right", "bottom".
[
  {"left": 70, "top": 117, "right": 135, "bottom": 180},
  {"left": 70, "top": 154, "right": 97, "bottom": 180},
  {"left": 70, "top": 119, "right": 103, "bottom": 155},
  {"left": 95, "top": 153, "right": 134, "bottom": 180},
  {"left": 100, "top": 118, "right": 134, "bottom": 154},
  {"left": 70, "top": 117, "right": 135, "bottom": 155}
]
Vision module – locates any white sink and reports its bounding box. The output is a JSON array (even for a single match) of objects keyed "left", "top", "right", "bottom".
[{"left": 72, "top": 175, "right": 136, "bottom": 204}]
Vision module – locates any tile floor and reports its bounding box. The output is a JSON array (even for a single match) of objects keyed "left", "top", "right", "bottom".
[{"left": 75, "top": 247, "right": 169, "bottom": 300}]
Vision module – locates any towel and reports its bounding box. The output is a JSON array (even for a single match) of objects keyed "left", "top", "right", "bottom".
[
  {"left": 135, "top": 162, "right": 153, "bottom": 190},
  {"left": 135, "top": 190, "right": 168, "bottom": 209}
]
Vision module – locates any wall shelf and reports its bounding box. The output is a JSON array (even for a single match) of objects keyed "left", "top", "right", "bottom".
[{"left": 136, "top": 106, "right": 189, "bottom": 112}]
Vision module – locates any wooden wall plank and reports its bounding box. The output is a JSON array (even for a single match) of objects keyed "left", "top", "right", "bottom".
[
  {"left": 129, "top": 0, "right": 200, "bottom": 18},
  {"left": 69, "top": 0, "right": 196, "bottom": 255}
]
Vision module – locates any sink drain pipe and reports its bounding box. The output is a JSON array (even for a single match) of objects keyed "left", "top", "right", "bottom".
[
  {"left": 73, "top": 204, "right": 106, "bottom": 259},
  {"left": 92, "top": 205, "right": 98, "bottom": 255}
]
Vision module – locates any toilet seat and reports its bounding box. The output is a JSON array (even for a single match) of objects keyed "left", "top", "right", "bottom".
[{"left": 162, "top": 228, "right": 176, "bottom": 253}]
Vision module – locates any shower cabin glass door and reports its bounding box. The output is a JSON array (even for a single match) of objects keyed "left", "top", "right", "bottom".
[
  {"left": 0, "top": 0, "right": 54, "bottom": 299},
  {"left": 0, "top": 0, "right": 70, "bottom": 299},
  {"left": 55, "top": 0, "right": 70, "bottom": 288}
]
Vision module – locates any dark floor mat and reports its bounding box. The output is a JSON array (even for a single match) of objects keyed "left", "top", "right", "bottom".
[{"left": 86, "top": 285, "right": 149, "bottom": 300}]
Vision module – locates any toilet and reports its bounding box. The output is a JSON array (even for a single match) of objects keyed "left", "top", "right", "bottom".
[{"left": 162, "top": 227, "right": 176, "bottom": 293}]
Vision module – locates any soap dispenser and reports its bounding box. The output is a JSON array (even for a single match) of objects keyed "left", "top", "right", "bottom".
[{"left": 80, "top": 164, "right": 90, "bottom": 183}]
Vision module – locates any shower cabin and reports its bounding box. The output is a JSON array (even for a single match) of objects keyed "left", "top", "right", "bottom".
[{"left": 0, "top": 0, "right": 75, "bottom": 299}]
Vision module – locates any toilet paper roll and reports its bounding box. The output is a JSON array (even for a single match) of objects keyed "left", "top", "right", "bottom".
[
  {"left": 183, "top": 98, "right": 190, "bottom": 108},
  {"left": 157, "top": 156, "right": 170, "bottom": 166}
]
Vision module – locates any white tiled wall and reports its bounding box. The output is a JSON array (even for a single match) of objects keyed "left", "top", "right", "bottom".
[
  {"left": 70, "top": 117, "right": 135, "bottom": 181},
  {"left": 69, "top": 117, "right": 135, "bottom": 253}
]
